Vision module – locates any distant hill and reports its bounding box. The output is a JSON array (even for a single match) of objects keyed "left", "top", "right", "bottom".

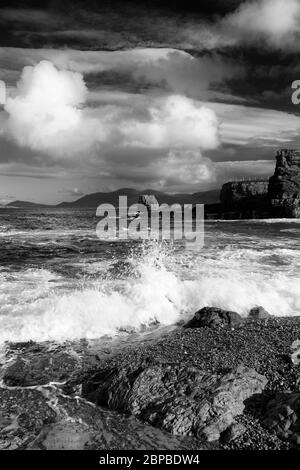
[
  {"left": 171, "top": 189, "right": 221, "bottom": 205},
  {"left": 57, "top": 188, "right": 220, "bottom": 207},
  {"left": 5, "top": 188, "right": 220, "bottom": 209},
  {"left": 6, "top": 200, "right": 50, "bottom": 208}
]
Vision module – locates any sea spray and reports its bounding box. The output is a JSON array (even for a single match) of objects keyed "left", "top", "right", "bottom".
[
  {"left": 0, "top": 241, "right": 188, "bottom": 343},
  {"left": 1, "top": 223, "right": 300, "bottom": 344}
]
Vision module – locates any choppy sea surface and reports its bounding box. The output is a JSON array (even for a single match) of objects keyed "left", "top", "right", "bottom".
[{"left": 0, "top": 207, "right": 300, "bottom": 344}]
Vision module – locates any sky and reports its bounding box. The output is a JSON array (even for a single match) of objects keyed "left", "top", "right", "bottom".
[{"left": 0, "top": 0, "right": 300, "bottom": 204}]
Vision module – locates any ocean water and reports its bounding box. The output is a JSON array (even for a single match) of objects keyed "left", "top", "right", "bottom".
[{"left": 0, "top": 207, "right": 300, "bottom": 344}]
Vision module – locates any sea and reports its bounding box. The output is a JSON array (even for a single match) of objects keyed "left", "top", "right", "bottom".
[{"left": 0, "top": 207, "right": 300, "bottom": 345}]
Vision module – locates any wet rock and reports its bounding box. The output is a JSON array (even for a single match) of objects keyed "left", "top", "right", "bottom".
[
  {"left": 291, "top": 339, "right": 300, "bottom": 366},
  {"left": 7, "top": 340, "right": 44, "bottom": 352},
  {"left": 184, "top": 307, "right": 244, "bottom": 329},
  {"left": 0, "top": 388, "right": 57, "bottom": 449},
  {"left": 82, "top": 362, "right": 267, "bottom": 442},
  {"left": 39, "top": 395, "right": 206, "bottom": 450},
  {"left": 33, "top": 421, "right": 94, "bottom": 450},
  {"left": 248, "top": 306, "right": 271, "bottom": 320},
  {"left": 3, "top": 351, "right": 80, "bottom": 387},
  {"left": 221, "top": 422, "right": 247, "bottom": 443},
  {"left": 261, "top": 392, "right": 300, "bottom": 446},
  {"left": 0, "top": 386, "right": 204, "bottom": 450}
]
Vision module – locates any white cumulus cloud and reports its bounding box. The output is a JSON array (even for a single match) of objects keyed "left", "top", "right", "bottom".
[
  {"left": 223, "top": 0, "right": 300, "bottom": 48},
  {"left": 3, "top": 61, "right": 220, "bottom": 161},
  {"left": 121, "top": 95, "right": 220, "bottom": 150},
  {"left": 4, "top": 60, "right": 107, "bottom": 156}
]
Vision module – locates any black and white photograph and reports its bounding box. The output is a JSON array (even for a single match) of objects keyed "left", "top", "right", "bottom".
[{"left": 0, "top": 0, "right": 300, "bottom": 459}]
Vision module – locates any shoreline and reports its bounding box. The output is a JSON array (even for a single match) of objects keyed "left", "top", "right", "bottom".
[{"left": 0, "top": 313, "right": 300, "bottom": 449}]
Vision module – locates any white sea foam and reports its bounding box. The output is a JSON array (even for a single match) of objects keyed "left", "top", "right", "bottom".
[
  {"left": 0, "top": 244, "right": 186, "bottom": 343},
  {"left": 207, "top": 219, "right": 300, "bottom": 224},
  {"left": 0, "top": 240, "right": 300, "bottom": 344}
]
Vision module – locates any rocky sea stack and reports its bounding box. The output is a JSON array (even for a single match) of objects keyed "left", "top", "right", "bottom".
[
  {"left": 206, "top": 149, "right": 300, "bottom": 219},
  {"left": 138, "top": 194, "right": 159, "bottom": 212},
  {"left": 269, "top": 149, "right": 300, "bottom": 218}
]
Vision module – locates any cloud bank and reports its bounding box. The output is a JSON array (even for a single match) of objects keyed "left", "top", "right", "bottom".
[{"left": 2, "top": 60, "right": 220, "bottom": 188}]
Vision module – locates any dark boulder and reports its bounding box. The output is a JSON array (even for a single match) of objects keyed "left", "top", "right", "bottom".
[
  {"left": 82, "top": 361, "right": 267, "bottom": 442},
  {"left": 184, "top": 307, "right": 244, "bottom": 329},
  {"left": 261, "top": 392, "right": 300, "bottom": 446},
  {"left": 3, "top": 351, "right": 81, "bottom": 387},
  {"left": 248, "top": 306, "right": 271, "bottom": 320},
  {"left": 221, "top": 422, "right": 247, "bottom": 443}
]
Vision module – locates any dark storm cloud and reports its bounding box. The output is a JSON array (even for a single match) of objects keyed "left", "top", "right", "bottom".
[
  {"left": 0, "top": 46, "right": 245, "bottom": 108},
  {"left": 1, "top": 0, "right": 300, "bottom": 200},
  {"left": 1, "top": 0, "right": 299, "bottom": 115},
  {"left": 0, "top": 0, "right": 285, "bottom": 52},
  {"left": 0, "top": 1, "right": 211, "bottom": 50},
  {"left": 221, "top": 46, "right": 300, "bottom": 114},
  {"left": 1, "top": 1, "right": 299, "bottom": 52}
]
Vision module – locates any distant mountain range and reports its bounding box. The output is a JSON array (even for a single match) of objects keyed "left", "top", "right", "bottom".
[
  {"left": 5, "top": 200, "right": 49, "bottom": 208},
  {"left": 6, "top": 188, "right": 220, "bottom": 208}
]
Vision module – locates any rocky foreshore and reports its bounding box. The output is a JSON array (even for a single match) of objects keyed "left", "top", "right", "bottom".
[{"left": 0, "top": 308, "right": 300, "bottom": 450}]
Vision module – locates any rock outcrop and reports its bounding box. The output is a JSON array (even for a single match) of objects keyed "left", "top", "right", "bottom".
[
  {"left": 221, "top": 422, "right": 247, "bottom": 443},
  {"left": 2, "top": 316, "right": 300, "bottom": 449},
  {"left": 3, "top": 350, "right": 81, "bottom": 387},
  {"left": 248, "top": 306, "right": 271, "bottom": 320},
  {"left": 138, "top": 194, "right": 158, "bottom": 212},
  {"left": 82, "top": 362, "right": 267, "bottom": 442},
  {"left": 261, "top": 392, "right": 300, "bottom": 446},
  {"left": 206, "top": 149, "right": 300, "bottom": 219},
  {"left": 220, "top": 181, "right": 269, "bottom": 208},
  {"left": 268, "top": 149, "right": 300, "bottom": 217},
  {"left": 0, "top": 387, "right": 199, "bottom": 450},
  {"left": 206, "top": 180, "right": 270, "bottom": 220},
  {"left": 184, "top": 307, "right": 244, "bottom": 329}
]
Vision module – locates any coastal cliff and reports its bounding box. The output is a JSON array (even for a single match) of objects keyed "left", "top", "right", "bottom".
[
  {"left": 205, "top": 180, "right": 270, "bottom": 219},
  {"left": 206, "top": 149, "right": 300, "bottom": 219},
  {"left": 220, "top": 180, "right": 269, "bottom": 209},
  {"left": 269, "top": 149, "right": 300, "bottom": 218}
]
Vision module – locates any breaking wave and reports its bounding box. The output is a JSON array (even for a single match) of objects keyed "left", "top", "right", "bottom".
[{"left": 0, "top": 237, "right": 300, "bottom": 344}]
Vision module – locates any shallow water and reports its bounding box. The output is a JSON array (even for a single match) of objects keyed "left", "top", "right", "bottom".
[{"left": 0, "top": 207, "right": 300, "bottom": 344}]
